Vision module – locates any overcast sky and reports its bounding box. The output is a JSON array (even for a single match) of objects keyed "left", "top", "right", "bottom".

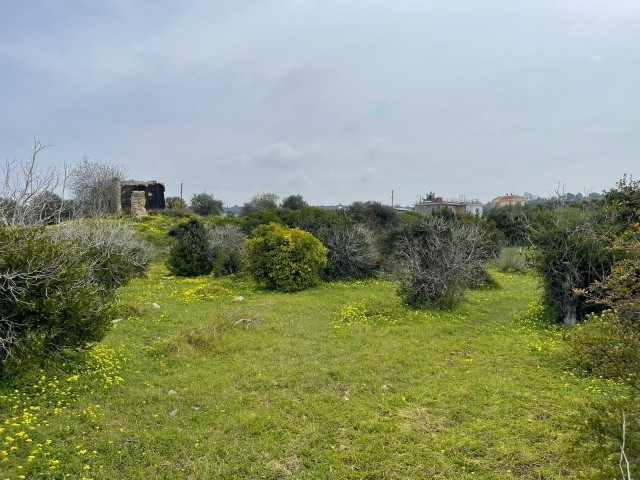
[{"left": 1, "top": 1, "right": 639, "bottom": 206}]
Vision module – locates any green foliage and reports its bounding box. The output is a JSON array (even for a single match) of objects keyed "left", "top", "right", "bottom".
[
  {"left": 245, "top": 223, "right": 327, "bottom": 292},
  {"left": 27, "top": 191, "right": 68, "bottom": 224},
  {"left": 0, "top": 227, "right": 117, "bottom": 376},
  {"left": 345, "top": 201, "right": 400, "bottom": 231},
  {"left": 167, "top": 219, "right": 214, "bottom": 276},
  {"left": 484, "top": 206, "right": 528, "bottom": 246},
  {"left": 279, "top": 207, "right": 339, "bottom": 237},
  {"left": 603, "top": 174, "right": 640, "bottom": 227},
  {"left": 0, "top": 258, "right": 620, "bottom": 477},
  {"left": 496, "top": 247, "right": 528, "bottom": 273},
  {"left": 527, "top": 206, "right": 612, "bottom": 325},
  {"left": 281, "top": 194, "right": 308, "bottom": 211},
  {"left": 240, "top": 209, "right": 283, "bottom": 235},
  {"left": 190, "top": 193, "right": 224, "bottom": 216},
  {"left": 165, "top": 196, "right": 186, "bottom": 210},
  {"left": 564, "top": 310, "right": 640, "bottom": 477},
  {"left": 557, "top": 178, "right": 640, "bottom": 475},
  {"left": 240, "top": 193, "right": 279, "bottom": 216},
  {"left": 565, "top": 310, "right": 640, "bottom": 380}
]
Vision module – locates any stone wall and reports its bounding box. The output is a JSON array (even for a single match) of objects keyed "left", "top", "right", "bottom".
[{"left": 131, "top": 191, "right": 147, "bottom": 218}]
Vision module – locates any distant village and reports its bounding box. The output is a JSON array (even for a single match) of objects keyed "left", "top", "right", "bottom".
[{"left": 116, "top": 179, "right": 604, "bottom": 218}]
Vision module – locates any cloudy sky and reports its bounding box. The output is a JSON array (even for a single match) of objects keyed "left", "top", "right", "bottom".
[{"left": 1, "top": 1, "right": 639, "bottom": 206}]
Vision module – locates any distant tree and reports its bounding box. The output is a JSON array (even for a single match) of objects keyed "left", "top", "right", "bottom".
[
  {"left": 190, "top": 193, "right": 223, "bottom": 216},
  {"left": 240, "top": 193, "right": 279, "bottom": 216},
  {"left": 165, "top": 196, "right": 186, "bottom": 210},
  {"left": 345, "top": 201, "right": 400, "bottom": 231},
  {"left": 485, "top": 207, "right": 527, "bottom": 246},
  {"left": 69, "top": 157, "right": 125, "bottom": 217},
  {"left": 603, "top": 174, "right": 640, "bottom": 227},
  {"left": 281, "top": 194, "right": 308, "bottom": 211},
  {"left": 280, "top": 207, "right": 339, "bottom": 237}
]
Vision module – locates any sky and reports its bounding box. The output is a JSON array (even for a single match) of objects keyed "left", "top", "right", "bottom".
[{"left": 1, "top": 0, "right": 639, "bottom": 206}]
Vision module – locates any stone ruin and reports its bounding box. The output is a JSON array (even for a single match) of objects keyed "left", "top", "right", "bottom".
[
  {"left": 130, "top": 191, "right": 147, "bottom": 218},
  {"left": 117, "top": 180, "right": 166, "bottom": 217}
]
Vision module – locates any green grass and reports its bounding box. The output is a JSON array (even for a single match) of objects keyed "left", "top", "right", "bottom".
[{"left": 0, "top": 265, "right": 619, "bottom": 479}]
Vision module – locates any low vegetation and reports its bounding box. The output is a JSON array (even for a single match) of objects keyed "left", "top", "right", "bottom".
[
  {"left": 244, "top": 222, "right": 327, "bottom": 292},
  {"left": 1, "top": 146, "right": 638, "bottom": 477}
]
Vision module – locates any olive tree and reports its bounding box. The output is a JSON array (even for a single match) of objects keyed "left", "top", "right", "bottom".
[
  {"left": 281, "top": 194, "right": 308, "bottom": 211},
  {"left": 240, "top": 193, "right": 279, "bottom": 216},
  {"left": 526, "top": 207, "right": 613, "bottom": 326},
  {"left": 190, "top": 193, "right": 224, "bottom": 216}
]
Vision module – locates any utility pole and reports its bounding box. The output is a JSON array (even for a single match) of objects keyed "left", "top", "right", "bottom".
[
  {"left": 180, "top": 183, "right": 183, "bottom": 203},
  {"left": 391, "top": 190, "right": 394, "bottom": 207}
]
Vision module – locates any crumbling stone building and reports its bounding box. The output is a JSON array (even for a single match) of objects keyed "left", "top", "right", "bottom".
[{"left": 118, "top": 181, "right": 166, "bottom": 217}]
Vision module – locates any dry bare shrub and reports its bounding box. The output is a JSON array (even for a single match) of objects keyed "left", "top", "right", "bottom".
[
  {"left": 1, "top": 139, "right": 69, "bottom": 226},
  {"left": 69, "top": 157, "right": 125, "bottom": 217},
  {"left": 396, "top": 217, "right": 492, "bottom": 309},
  {"left": 322, "top": 223, "right": 379, "bottom": 280},
  {"left": 207, "top": 224, "right": 246, "bottom": 275}
]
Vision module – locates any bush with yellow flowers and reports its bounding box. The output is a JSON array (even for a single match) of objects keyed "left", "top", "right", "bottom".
[{"left": 245, "top": 223, "right": 327, "bottom": 292}]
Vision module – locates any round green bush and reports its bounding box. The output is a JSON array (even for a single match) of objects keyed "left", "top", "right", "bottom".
[
  {"left": 167, "top": 218, "right": 214, "bottom": 276},
  {"left": 245, "top": 223, "right": 327, "bottom": 292},
  {"left": 0, "top": 227, "right": 116, "bottom": 376}
]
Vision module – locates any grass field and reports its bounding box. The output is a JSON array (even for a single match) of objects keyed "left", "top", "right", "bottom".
[{"left": 0, "top": 259, "right": 619, "bottom": 479}]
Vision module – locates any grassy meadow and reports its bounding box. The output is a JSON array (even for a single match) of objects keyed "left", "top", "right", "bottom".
[{"left": 0, "top": 222, "right": 621, "bottom": 479}]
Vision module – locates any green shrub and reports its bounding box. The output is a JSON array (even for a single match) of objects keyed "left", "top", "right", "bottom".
[
  {"left": 245, "top": 223, "right": 327, "bottom": 292},
  {"left": 564, "top": 310, "right": 640, "bottom": 477},
  {"left": 279, "top": 207, "right": 339, "bottom": 237},
  {"left": 0, "top": 227, "right": 116, "bottom": 376},
  {"left": 167, "top": 219, "right": 214, "bottom": 276},
  {"left": 564, "top": 310, "right": 640, "bottom": 379},
  {"left": 527, "top": 207, "right": 612, "bottom": 325},
  {"left": 240, "top": 209, "right": 283, "bottom": 235},
  {"left": 345, "top": 201, "right": 400, "bottom": 231},
  {"left": 496, "top": 247, "right": 528, "bottom": 273}
]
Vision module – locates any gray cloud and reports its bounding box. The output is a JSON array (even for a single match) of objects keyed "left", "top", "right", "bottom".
[{"left": 1, "top": 0, "right": 639, "bottom": 206}]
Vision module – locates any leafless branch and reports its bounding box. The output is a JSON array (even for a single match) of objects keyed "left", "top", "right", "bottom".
[{"left": 1, "top": 137, "right": 69, "bottom": 226}]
